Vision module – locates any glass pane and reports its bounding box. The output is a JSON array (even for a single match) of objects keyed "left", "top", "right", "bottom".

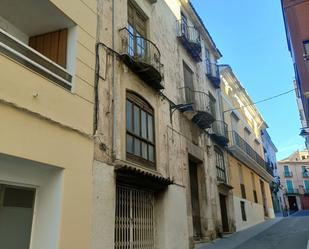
[
  {"left": 126, "top": 134, "right": 133, "bottom": 154},
  {"left": 134, "top": 105, "right": 140, "bottom": 135},
  {"left": 141, "top": 110, "right": 147, "bottom": 139},
  {"left": 134, "top": 138, "right": 141, "bottom": 156},
  {"left": 128, "top": 24, "right": 135, "bottom": 56},
  {"left": 126, "top": 100, "right": 133, "bottom": 132},
  {"left": 148, "top": 145, "right": 154, "bottom": 162},
  {"left": 142, "top": 142, "right": 148, "bottom": 160},
  {"left": 147, "top": 114, "right": 154, "bottom": 142}
]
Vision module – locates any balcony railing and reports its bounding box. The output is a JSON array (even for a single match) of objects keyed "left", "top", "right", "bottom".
[
  {"left": 180, "top": 87, "right": 215, "bottom": 129},
  {"left": 205, "top": 61, "right": 220, "bottom": 88},
  {"left": 210, "top": 121, "right": 229, "bottom": 146},
  {"left": 176, "top": 20, "right": 201, "bottom": 62},
  {"left": 284, "top": 171, "right": 293, "bottom": 177},
  {"left": 0, "top": 29, "right": 72, "bottom": 90},
  {"left": 286, "top": 188, "right": 299, "bottom": 194},
  {"left": 229, "top": 131, "right": 274, "bottom": 177},
  {"left": 119, "top": 27, "right": 164, "bottom": 91}
]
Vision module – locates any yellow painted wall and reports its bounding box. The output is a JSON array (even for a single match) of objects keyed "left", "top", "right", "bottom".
[
  {"left": 0, "top": 0, "right": 96, "bottom": 248},
  {"left": 229, "top": 154, "right": 273, "bottom": 209}
]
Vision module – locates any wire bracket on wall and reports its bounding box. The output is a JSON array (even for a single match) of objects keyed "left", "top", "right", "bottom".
[{"left": 169, "top": 103, "right": 194, "bottom": 124}]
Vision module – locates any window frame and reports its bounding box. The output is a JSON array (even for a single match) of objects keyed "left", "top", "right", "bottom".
[
  {"left": 126, "top": 91, "right": 156, "bottom": 168},
  {"left": 240, "top": 201, "right": 247, "bottom": 221},
  {"left": 215, "top": 147, "right": 226, "bottom": 183}
]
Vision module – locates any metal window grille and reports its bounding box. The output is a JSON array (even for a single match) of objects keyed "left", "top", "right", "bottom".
[{"left": 115, "top": 185, "right": 155, "bottom": 249}]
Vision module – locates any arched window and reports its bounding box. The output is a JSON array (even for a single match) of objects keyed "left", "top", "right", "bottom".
[{"left": 126, "top": 91, "right": 155, "bottom": 167}]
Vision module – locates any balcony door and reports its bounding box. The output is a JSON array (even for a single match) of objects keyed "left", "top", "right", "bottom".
[
  {"left": 183, "top": 62, "right": 194, "bottom": 104},
  {"left": 189, "top": 160, "right": 202, "bottom": 238},
  {"left": 260, "top": 180, "right": 268, "bottom": 217},
  {"left": 128, "top": 1, "right": 147, "bottom": 59},
  {"left": 286, "top": 180, "right": 294, "bottom": 192}
]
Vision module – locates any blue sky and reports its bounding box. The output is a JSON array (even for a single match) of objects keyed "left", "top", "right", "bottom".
[{"left": 191, "top": 0, "right": 305, "bottom": 160}]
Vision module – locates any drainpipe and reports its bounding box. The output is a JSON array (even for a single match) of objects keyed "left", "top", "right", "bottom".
[{"left": 112, "top": 0, "right": 117, "bottom": 160}]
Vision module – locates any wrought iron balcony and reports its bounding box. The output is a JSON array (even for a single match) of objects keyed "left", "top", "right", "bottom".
[
  {"left": 205, "top": 61, "right": 220, "bottom": 88},
  {"left": 119, "top": 28, "right": 164, "bottom": 91},
  {"left": 229, "top": 131, "right": 274, "bottom": 179},
  {"left": 210, "top": 121, "right": 229, "bottom": 146},
  {"left": 285, "top": 188, "right": 299, "bottom": 195},
  {"left": 176, "top": 20, "right": 202, "bottom": 62},
  {"left": 179, "top": 87, "right": 215, "bottom": 130}
]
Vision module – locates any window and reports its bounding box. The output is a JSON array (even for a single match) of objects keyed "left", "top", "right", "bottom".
[
  {"left": 238, "top": 164, "right": 246, "bottom": 199},
  {"left": 240, "top": 201, "right": 247, "bottom": 221},
  {"left": 180, "top": 12, "right": 188, "bottom": 37},
  {"left": 251, "top": 172, "right": 258, "bottom": 203},
  {"left": 126, "top": 92, "right": 155, "bottom": 166},
  {"left": 231, "top": 113, "right": 239, "bottom": 132},
  {"left": 183, "top": 62, "right": 194, "bottom": 103},
  {"left": 304, "top": 180, "right": 309, "bottom": 193},
  {"left": 303, "top": 40, "right": 309, "bottom": 60},
  {"left": 302, "top": 166, "right": 308, "bottom": 177},
  {"left": 215, "top": 148, "right": 226, "bottom": 183},
  {"left": 284, "top": 165, "right": 291, "bottom": 177},
  {"left": 128, "top": 1, "right": 147, "bottom": 58},
  {"left": 286, "top": 180, "right": 294, "bottom": 192},
  {"left": 244, "top": 128, "right": 251, "bottom": 142},
  {"left": 0, "top": 185, "right": 35, "bottom": 249}
]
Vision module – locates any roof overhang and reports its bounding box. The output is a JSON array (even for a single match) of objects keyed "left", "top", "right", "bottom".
[{"left": 115, "top": 161, "right": 173, "bottom": 191}]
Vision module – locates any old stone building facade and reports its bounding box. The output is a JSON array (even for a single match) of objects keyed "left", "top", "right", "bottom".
[
  {"left": 0, "top": 0, "right": 277, "bottom": 249},
  {"left": 93, "top": 0, "right": 234, "bottom": 248}
]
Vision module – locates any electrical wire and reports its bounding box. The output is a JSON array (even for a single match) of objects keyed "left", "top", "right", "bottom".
[{"left": 223, "top": 88, "right": 296, "bottom": 113}]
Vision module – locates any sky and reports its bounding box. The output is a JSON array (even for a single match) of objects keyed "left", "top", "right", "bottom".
[{"left": 191, "top": 0, "right": 305, "bottom": 160}]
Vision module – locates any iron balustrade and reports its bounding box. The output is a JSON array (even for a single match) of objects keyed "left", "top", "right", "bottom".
[
  {"left": 176, "top": 20, "right": 201, "bottom": 46},
  {"left": 181, "top": 87, "right": 215, "bottom": 114},
  {"left": 230, "top": 131, "right": 274, "bottom": 177},
  {"left": 206, "top": 61, "right": 219, "bottom": 77},
  {"left": 212, "top": 121, "right": 229, "bottom": 140},
  {"left": 176, "top": 20, "right": 201, "bottom": 61},
  {"left": 119, "top": 27, "right": 163, "bottom": 83}
]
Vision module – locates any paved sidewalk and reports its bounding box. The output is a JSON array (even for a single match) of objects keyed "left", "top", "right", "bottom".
[{"left": 196, "top": 218, "right": 283, "bottom": 249}]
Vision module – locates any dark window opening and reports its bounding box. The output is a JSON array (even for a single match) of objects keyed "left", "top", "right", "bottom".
[{"left": 240, "top": 201, "right": 247, "bottom": 221}]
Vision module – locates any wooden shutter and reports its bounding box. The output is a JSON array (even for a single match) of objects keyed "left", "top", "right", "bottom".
[{"left": 29, "top": 29, "right": 68, "bottom": 68}]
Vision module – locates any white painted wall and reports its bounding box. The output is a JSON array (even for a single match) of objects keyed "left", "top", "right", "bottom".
[
  {"left": 92, "top": 161, "right": 116, "bottom": 249},
  {"left": 156, "top": 184, "right": 189, "bottom": 249},
  {"left": 233, "top": 196, "right": 265, "bottom": 231},
  {"left": 0, "top": 154, "right": 64, "bottom": 249}
]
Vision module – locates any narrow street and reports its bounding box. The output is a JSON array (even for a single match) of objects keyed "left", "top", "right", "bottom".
[{"left": 201, "top": 211, "right": 309, "bottom": 249}]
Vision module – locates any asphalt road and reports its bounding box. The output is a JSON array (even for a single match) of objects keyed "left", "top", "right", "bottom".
[{"left": 236, "top": 211, "right": 309, "bottom": 249}]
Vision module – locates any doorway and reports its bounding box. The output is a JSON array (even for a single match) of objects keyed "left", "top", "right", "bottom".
[
  {"left": 219, "top": 194, "right": 229, "bottom": 232},
  {"left": 260, "top": 180, "right": 268, "bottom": 217},
  {"left": 189, "top": 159, "right": 202, "bottom": 238},
  {"left": 288, "top": 196, "right": 298, "bottom": 213},
  {"left": 0, "top": 184, "right": 35, "bottom": 249}
]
